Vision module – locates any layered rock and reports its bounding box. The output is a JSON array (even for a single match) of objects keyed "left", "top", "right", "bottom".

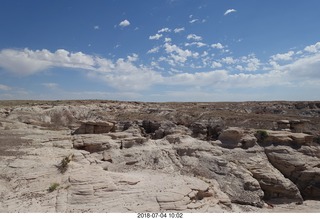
[
  {"left": 257, "top": 130, "right": 313, "bottom": 147},
  {"left": 1, "top": 100, "right": 320, "bottom": 213},
  {"left": 265, "top": 145, "right": 320, "bottom": 199},
  {"left": 73, "top": 120, "right": 115, "bottom": 134},
  {"left": 218, "top": 127, "right": 257, "bottom": 149}
]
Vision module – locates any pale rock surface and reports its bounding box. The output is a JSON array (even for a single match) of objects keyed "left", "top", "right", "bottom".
[{"left": 1, "top": 100, "right": 320, "bottom": 213}]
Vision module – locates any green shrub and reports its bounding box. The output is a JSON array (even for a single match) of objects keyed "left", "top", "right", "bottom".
[
  {"left": 48, "top": 183, "right": 59, "bottom": 192},
  {"left": 255, "top": 130, "right": 268, "bottom": 142},
  {"left": 56, "top": 154, "right": 73, "bottom": 174}
]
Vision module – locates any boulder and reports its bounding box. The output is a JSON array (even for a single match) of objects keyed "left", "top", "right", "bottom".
[
  {"left": 73, "top": 120, "right": 115, "bottom": 134},
  {"left": 218, "top": 127, "right": 244, "bottom": 148},
  {"left": 258, "top": 130, "right": 313, "bottom": 147},
  {"left": 265, "top": 145, "right": 320, "bottom": 199},
  {"left": 240, "top": 155, "right": 303, "bottom": 202},
  {"left": 218, "top": 127, "right": 257, "bottom": 149},
  {"left": 72, "top": 135, "right": 113, "bottom": 153}
]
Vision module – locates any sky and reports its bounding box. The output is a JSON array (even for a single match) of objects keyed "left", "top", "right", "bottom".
[{"left": 0, "top": 0, "right": 320, "bottom": 102}]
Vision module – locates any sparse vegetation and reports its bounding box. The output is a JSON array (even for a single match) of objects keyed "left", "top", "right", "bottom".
[
  {"left": 56, "top": 154, "right": 73, "bottom": 174},
  {"left": 48, "top": 183, "right": 59, "bottom": 192},
  {"left": 255, "top": 130, "right": 269, "bottom": 142}
]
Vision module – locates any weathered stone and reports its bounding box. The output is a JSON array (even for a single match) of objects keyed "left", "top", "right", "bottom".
[
  {"left": 218, "top": 127, "right": 244, "bottom": 148},
  {"left": 277, "top": 120, "right": 290, "bottom": 130},
  {"left": 2, "top": 100, "right": 320, "bottom": 213},
  {"left": 72, "top": 135, "right": 112, "bottom": 153},
  {"left": 290, "top": 120, "right": 305, "bottom": 133},
  {"left": 73, "top": 120, "right": 115, "bottom": 134},
  {"left": 259, "top": 130, "right": 313, "bottom": 147},
  {"left": 102, "top": 151, "right": 112, "bottom": 162}
]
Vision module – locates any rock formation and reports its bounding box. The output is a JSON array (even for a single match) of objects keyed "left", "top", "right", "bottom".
[{"left": 0, "top": 100, "right": 320, "bottom": 212}]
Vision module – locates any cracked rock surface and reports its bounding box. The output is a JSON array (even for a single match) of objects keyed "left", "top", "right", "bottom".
[{"left": 1, "top": 100, "right": 320, "bottom": 212}]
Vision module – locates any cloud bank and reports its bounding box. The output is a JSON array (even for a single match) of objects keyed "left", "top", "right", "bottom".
[{"left": 0, "top": 41, "right": 320, "bottom": 100}]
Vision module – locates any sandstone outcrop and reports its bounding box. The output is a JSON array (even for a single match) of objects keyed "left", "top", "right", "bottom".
[
  {"left": 73, "top": 120, "right": 115, "bottom": 134},
  {"left": 256, "top": 130, "right": 313, "bottom": 147},
  {"left": 1, "top": 100, "right": 320, "bottom": 213}
]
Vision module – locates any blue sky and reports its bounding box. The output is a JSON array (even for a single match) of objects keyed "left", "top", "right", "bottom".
[{"left": 0, "top": 0, "right": 320, "bottom": 101}]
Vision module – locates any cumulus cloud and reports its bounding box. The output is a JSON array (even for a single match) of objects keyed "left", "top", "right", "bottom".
[
  {"left": 163, "top": 43, "right": 197, "bottom": 65},
  {"left": 164, "top": 38, "right": 172, "bottom": 43},
  {"left": 1, "top": 41, "right": 320, "bottom": 97},
  {"left": 280, "top": 53, "right": 320, "bottom": 79},
  {"left": 119, "top": 19, "right": 130, "bottom": 27},
  {"left": 240, "top": 54, "right": 261, "bottom": 71},
  {"left": 221, "top": 56, "right": 236, "bottom": 64},
  {"left": 174, "top": 27, "right": 185, "bottom": 33},
  {"left": 147, "top": 47, "right": 160, "bottom": 54},
  {"left": 0, "top": 48, "right": 161, "bottom": 91},
  {"left": 187, "top": 34, "right": 202, "bottom": 41},
  {"left": 0, "top": 48, "right": 95, "bottom": 74},
  {"left": 211, "top": 61, "right": 222, "bottom": 68},
  {"left": 0, "top": 49, "right": 53, "bottom": 75},
  {"left": 185, "top": 42, "right": 206, "bottom": 48},
  {"left": 127, "top": 53, "right": 139, "bottom": 62},
  {"left": 211, "top": 43, "right": 224, "bottom": 49},
  {"left": 158, "top": 28, "right": 171, "bottom": 33},
  {"left": 89, "top": 58, "right": 163, "bottom": 91},
  {"left": 149, "top": 33, "right": 163, "bottom": 40},
  {"left": 271, "top": 51, "right": 295, "bottom": 61},
  {"left": 304, "top": 42, "right": 320, "bottom": 53},
  {"left": 224, "top": 9, "right": 236, "bottom": 16}
]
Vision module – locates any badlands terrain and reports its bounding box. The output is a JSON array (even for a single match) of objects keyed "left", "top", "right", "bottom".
[{"left": 0, "top": 100, "right": 320, "bottom": 213}]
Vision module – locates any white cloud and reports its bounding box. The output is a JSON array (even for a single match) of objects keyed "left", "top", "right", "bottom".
[
  {"left": 185, "top": 42, "right": 206, "bottom": 48},
  {"left": 271, "top": 51, "right": 295, "bottom": 61},
  {"left": 2, "top": 41, "right": 320, "bottom": 99},
  {"left": 94, "top": 25, "right": 99, "bottom": 30},
  {"left": 158, "top": 28, "right": 171, "bottom": 33},
  {"left": 280, "top": 53, "right": 320, "bottom": 79},
  {"left": 0, "top": 49, "right": 53, "bottom": 75},
  {"left": 147, "top": 47, "right": 160, "bottom": 54},
  {"left": 224, "top": 9, "right": 237, "bottom": 16},
  {"left": 89, "top": 58, "right": 162, "bottom": 91},
  {"left": 164, "top": 43, "right": 195, "bottom": 64},
  {"left": 0, "top": 84, "right": 11, "bottom": 91},
  {"left": 149, "top": 33, "right": 163, "bottom": 40},
  {"left": 240, "top": 54, "right": 261, "bottom": 71},
  {"left": 211, "top": 61, "right": 222, "bottom": 68},
  {"left": 127, "top": 53, "right": 138, "bottom": 62},
  {"left": 189, "top": 19, "right": 199, "bottom": 24},
  {"left": 304, "top": 42, "right": 320, "bottom": 53},
  {"left": 211, "top": 43, "right": 224, "bottom": 49},
  {"left": 221, "top": 56, "right": 236, "bottom": 64},
  {"left": 187, "top": 34, "right": 202, "bottom": 41},
  {"left": 0, "top": 48, "right": 162, "bottom": 91},
  {"left": 119, "top": 19, "right": 130, "bottom": 27},
  {"left": 174, "top": 27, "right": 185, "bottom": 33}
]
